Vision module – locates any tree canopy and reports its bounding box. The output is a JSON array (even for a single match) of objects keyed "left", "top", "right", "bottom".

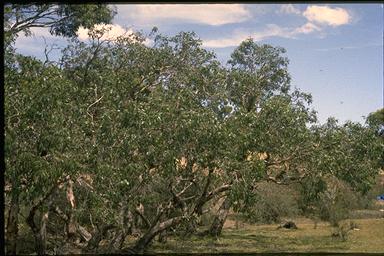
[
  {"left": 4, "top": 4, "right": 115, "bottom": 45},
  {"left": 4, "top": 15, "right": 384, "bottom": 254}
]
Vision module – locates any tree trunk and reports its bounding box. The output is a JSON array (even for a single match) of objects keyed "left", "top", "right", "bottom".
[
  {"left": 35, "top": 211, "right": 49, "bottom": 255},
  {"left": 130, "top": 216, "right": 184, "bottom": 253},
  {"left": 27, "top": 206, "right": 52, "bottom": 255},
  {"left": 85, "top": 224, "right": 116, "bottom": 251},
  {"left": 208, "top": 196, "right": 231, "bottom": 237},
  {"left": 66, "top": 212, "right": 77, "bottom": 241},
  {"left": 6, "top": 191, "right": 19, "bottom": 255},
  {"left": 65, "top": 178, "right": 77, "bottom": 241},
  {"left": 77, "top": 225, "right": 92, "bottom": 242},
  {"left": 109, "top": 206, "right": 134, "bottom": 251},
  {"left": 26, "top": 178, "right": 64, "bottom": 255}
]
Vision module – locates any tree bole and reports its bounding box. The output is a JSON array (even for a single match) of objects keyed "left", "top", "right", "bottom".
[
  {"left": 6, "top": 191, "right": 20, "bottom": 255},
  {"left": 208, "top": 196, "right": 231, "bottom": 237}
]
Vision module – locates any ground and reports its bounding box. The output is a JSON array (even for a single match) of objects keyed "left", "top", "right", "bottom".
[
  {"left": 12, "top": 207, "right": 384, "bottom": 254},
  {"left": 148, "top": 216, "right": 384, "bottom": 253}
]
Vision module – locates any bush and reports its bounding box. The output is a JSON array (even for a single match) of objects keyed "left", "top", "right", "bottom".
[
  {"left": 241, "top": 182, "right": 301, "bottom": 224},
  {"left": 331, "top": 220, "right": 358, "bottom": 242},
  {"left": 361, "top": 173, "right": 384, "bottom": 209},
  {"left": 331, "top": 221, "right": 351, "bottom": 241},
  {"left": 317, "top": 178, "right": 361, "bottom": 226}
]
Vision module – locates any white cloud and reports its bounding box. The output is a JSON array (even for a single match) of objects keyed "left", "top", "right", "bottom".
[
  {"left": 278, "top": 4, "right": 301, "bottom": 15},
  {"left": 29, "top": 27, "right": 54, "bottom": 38},
  {"left": 303, "top": 5, "right": 351, "bottom": 27},
  {"left": 293, "top": 22, "right": 322, "bottom": 34},
  {"left": 14, "top": 27, "right": 60, "bottom": 53},
  {"left": 77, "top": 24, "right": 134, "bottom": 41},
  {"left": 203, "top": 5, "right": 353, "bottom": 48},
  {"left": 128, "top": 4, "right": 251, "bottom": 26},
  {"left": 203, "top": 24, "right": 294, "bottom": 48},
  {"left": 203, "top": 34, "right": 245, "bottom": 48},
  {"left": 203, "top": 21, "right": 328, "bottom": 48}
]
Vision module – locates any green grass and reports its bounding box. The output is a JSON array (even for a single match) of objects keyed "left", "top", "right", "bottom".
[{"left": 147, "top": 217, "right": 384, "bottom": 253}]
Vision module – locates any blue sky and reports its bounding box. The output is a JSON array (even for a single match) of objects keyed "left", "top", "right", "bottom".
[{"left": 13, "top": 4, "right": 383, "bottom": 124}]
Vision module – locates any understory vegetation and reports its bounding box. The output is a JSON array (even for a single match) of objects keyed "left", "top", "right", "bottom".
[{"left": 4, "top": 4, "right": 384, "bottom": 255}]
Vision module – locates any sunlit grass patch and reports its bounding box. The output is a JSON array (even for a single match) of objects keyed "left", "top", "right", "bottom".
[{"left": 149, "top": 217, "right": 384, "bottom": 253}]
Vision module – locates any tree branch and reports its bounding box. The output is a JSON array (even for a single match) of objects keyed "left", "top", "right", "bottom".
[{"left": 134, "top": 208, "right": 151, "bottom": 229}]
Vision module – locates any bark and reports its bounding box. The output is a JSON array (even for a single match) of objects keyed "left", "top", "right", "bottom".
[
  {"left": 134, "top": 206, "right": 150, "bottom": 229},
  {"left": 194, "top": 184, "right": 231, "bottom": 216},
  {"left": 85, "top": 224, "right": 116, "bottom": 251},
  {"left": 26, "top": 177, "right": 65, "bottom": 255},
  {"left": 66, "top": 212, "right": 77, "bottom": 241},
  {"left": 6, "top": 191, "right": 19, "bottom": 255},
  {"left": 109, "top": 206, "right": 134, "bottom": 251},
  {"left": 157, "top": 230, "right": 167, "bottom": 243},
  {"left": 194, "top": 169, "right": 213, "bottom": 215},
  {"left": 65, "top": 179, "right": 77, "bottom": 241},
  {"left": 130, "top": 216, "right": 185, "bottom": 253},
  {"left": 208, "top": 195, "right": 232, "bottom": 237},
  {"left": 50, "top": 205, "right": 77, "bottom": 241},
  {"left": 77, "top": 225, "right": 92, "bottom": 242},
  {"left": 27, "top": 207, "right": 51, "bottom": 255}
]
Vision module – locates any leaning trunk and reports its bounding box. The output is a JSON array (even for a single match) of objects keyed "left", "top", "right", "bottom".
[
  {"left": 26, "top": 178, "right": 64, "bottom": 255},
  {"left": 109, "top": 207, "right": 134, "bottom": 251},
  {"left": 65, "top": 179, "right": 77, "bottom": 241},
  {"left": 130, "top": 216, "right": 184, "bottom": 253},
  {"left": 27, "top": 208, "right": 50, "bottom": 255},
  {"left": 85, "top": 224, "right": 116, "bottom": 252},
  {"left": 208, "top": 196, "right": 231, "bottom": 237},
  {"left": 36, "top": 212, "right": 49, "bottom": 255},
  {"left": 66, "top": 212, "right": 77, "bottom": 241},
  {"left": 6, "top": 191, "right": 19, "bottom": 255}
]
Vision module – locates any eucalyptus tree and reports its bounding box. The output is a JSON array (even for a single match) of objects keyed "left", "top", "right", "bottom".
[
  {"left": 201, "top": 39, "right": 318, "bottom": 236},
  {"left": 312, "top": 118, "right": 383, "bottom": 193},
  {"left": 298, "top": 117, "right": 384, "bottom": 223},
  {"left": 4, "top": 53, "right": 82, "bottom": 254},
  {"left": 366, "top": 108, "right": 384, "bottom": 138},
  {"left": 56, "top": 30, "right": 235, "bottom": 253},
  {"left": 5, "top": 23, "right": 383, "bottom": 254},
  {"left": 4, "top": 4, "right": 115, "bottom": 43}
]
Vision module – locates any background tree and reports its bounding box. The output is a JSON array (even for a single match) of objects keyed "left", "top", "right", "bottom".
[
  {"left": 366, "top": 108, "right": 384, "bottom": 137},
  {"left": 4, "top": 4, "right": 115, "bottom": 46}
]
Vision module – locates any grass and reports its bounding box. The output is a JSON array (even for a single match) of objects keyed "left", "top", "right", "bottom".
[
  {"left": 350, "top": 209, "right": 384, "bottom": 219},
  {"left": 12, "top": 210, "right": 384, "bottom": 254},
  {"left": 148, "top": 217, "right": 384, "bottom": 253}
]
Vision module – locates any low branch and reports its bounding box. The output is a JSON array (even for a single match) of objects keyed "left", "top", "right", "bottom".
[
  {"left": 27, "top": 176, "right": 68, "bottom": 234},
  {"left": 194, "top": 169, "right": 213, "bottom": 215},
  {"left": 266, "top": 173, "right": 306, "bottom": 185},
  {"left": 148, "top": 201, "right": 173, "bottom": 231},
  {"left": 134, "top": 208, "right": 151, "bottom": 229},
  {"left": 86, "top": 223, "right": 117, "bottom": 251},
  {"left": 170, "top": 181, "right": 193, "bottom": 212},
  {"left": 49, "top": 205, "right": 68, "bottom": 222},
  {"left": 129, "top": 215, "right": 186, "bottom": 253}
]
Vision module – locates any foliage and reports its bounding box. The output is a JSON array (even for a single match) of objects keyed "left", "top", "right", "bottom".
[
  {"left": 316, "top": 178, "right": 359, "bottom": 226},
  {"left": 239, "top": 182, "right": 301, "bottom": 224},
  {"left": 366, "top": 108, "right": 384, "bottom": 132},
  {"left": 4, "top": 4, "right": 115, "bottom": 47},
  {"left": 4, "top": 21, "right": 384, "bottom": 253}
]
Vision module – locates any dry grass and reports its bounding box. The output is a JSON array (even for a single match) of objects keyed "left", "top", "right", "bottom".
[{"left": 149, "top": 217, "right": 384, "bottom": 253}]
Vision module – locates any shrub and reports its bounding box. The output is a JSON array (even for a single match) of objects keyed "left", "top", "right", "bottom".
[
  {"left": 331, "top": 221, "right": 351, "bottom": 241},
  {"left": 241, "top": 182, "right": 301, "bottom": 224},
  {"left": 317, "top": 179, "right": 359, "bottom": 226}
]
